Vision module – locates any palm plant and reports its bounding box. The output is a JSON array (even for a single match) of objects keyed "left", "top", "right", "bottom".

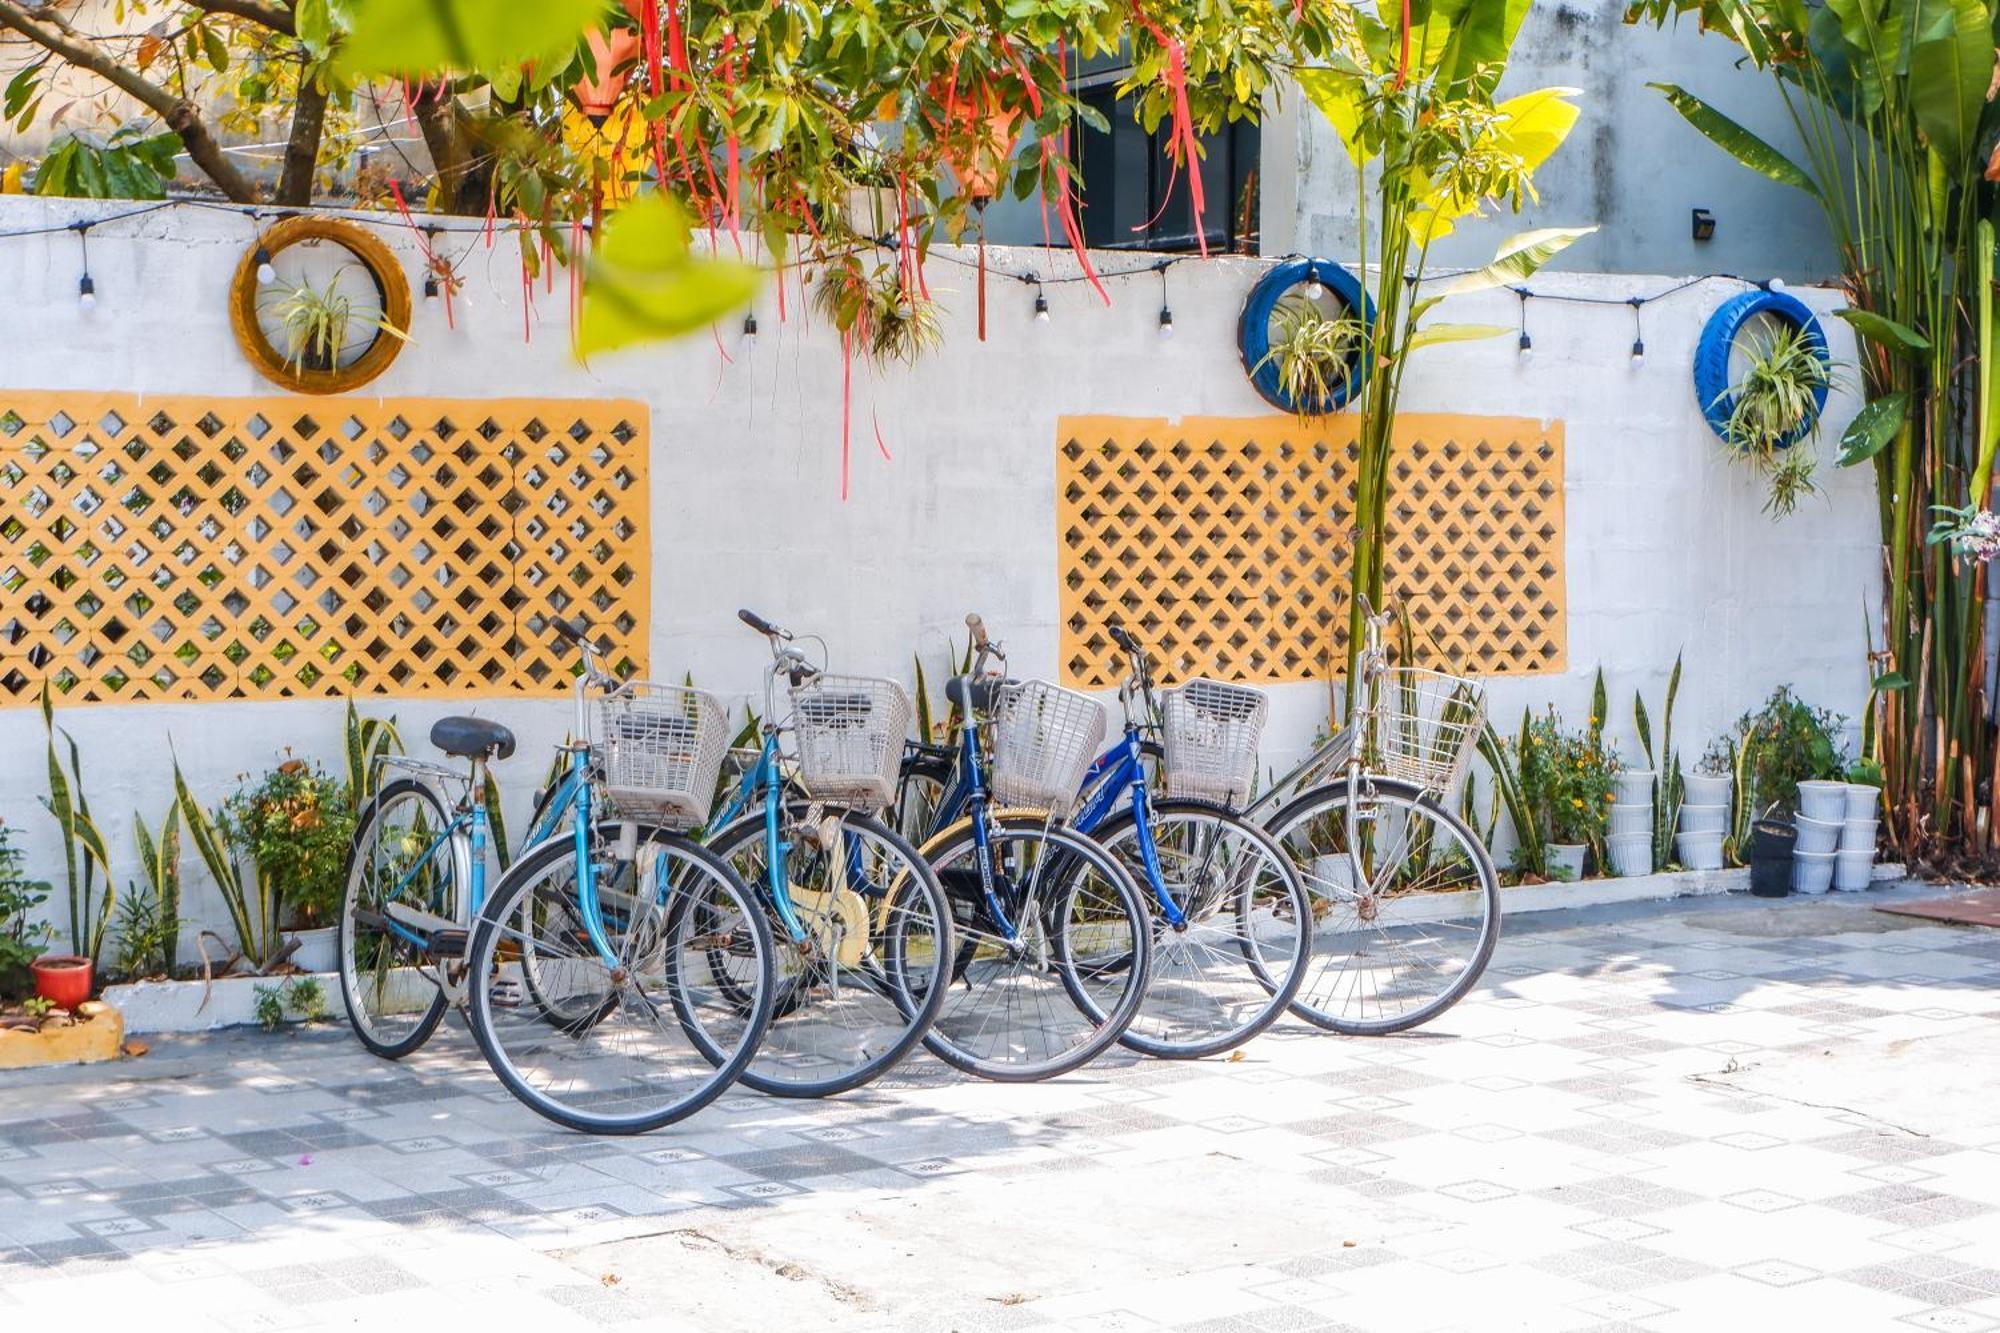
[{"left": 1627, "top": 0, "right": 1999, "bottom": 863}]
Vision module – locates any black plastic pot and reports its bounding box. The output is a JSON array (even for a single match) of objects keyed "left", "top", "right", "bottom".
[{"left": 1747, "top": 818, "right": 1796, "bottom": 898}]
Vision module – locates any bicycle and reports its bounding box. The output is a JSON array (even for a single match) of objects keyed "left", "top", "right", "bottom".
[
  {"left": 899, "top": 615, "right": 1156, "bottom": 1081},
  {"left": 902, "top": 618, "right": 1311, "bottom": 1060},
  {"left": 339, "top": 620, "right": 776, "bottom": 1134},
  {"left": 1239, "top": 596, "right": 1501, "bottom": 1035},
  {"left": 673, "top": 609, "right": 953, "bottom": 1099}
]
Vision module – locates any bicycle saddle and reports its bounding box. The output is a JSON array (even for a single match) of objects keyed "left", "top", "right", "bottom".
[
  {"left": 430, "top": 715, "right": 516, "bottom": 761},
  {"left": 945, "top": 676, "right": 1012, "bottom": 711}
]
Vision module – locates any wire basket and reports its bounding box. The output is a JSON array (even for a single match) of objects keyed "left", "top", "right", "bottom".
[
  {"left": 990, "top": 680, "right": 1106, "bottom": 818},
  {"left": 790, "top": 674, "right": 912, "bottom": 810},
  {"left": 1161, "top": 678, "right": 1269, "bottom": 806},
  {"left": 595, "top": 682, "right": 731, "bottom": 830},
  {"left": 1358, "top": 668, "right": 1488, "bottom": 797}
]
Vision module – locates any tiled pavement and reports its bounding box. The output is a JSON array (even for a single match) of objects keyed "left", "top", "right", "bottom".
[{"left": 5, "top": 884, "right": 2000, "bottom": 1331}]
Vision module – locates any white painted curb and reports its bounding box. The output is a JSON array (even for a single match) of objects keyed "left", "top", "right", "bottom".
[{"left": 102, "top": 972, "right": 346, "bottom": 1035}]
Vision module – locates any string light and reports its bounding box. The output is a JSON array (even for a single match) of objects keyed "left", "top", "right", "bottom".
[
  {"left": 1628, "top": 296, "right": 1646, "bottom": 368},
  {"left": 1305, "top": 261, "right": 1324, "bottom": 301},
  {"left": 741, "top": 311, "right": 758, "bottom": 346},
  {"left": 1033, "top": 282, "right": 1050, "bottom": 324},
  {"left": 253, "top": 245, "right": 277, "bottom": 285},
  {"left": 422, "top": 275, "right": 441, "bottom": 308},
  {"left": 1156, "top": 260, "right": 1174, "bottom": 340},
  {"left": 72, "top": 221, "right": 95, "bottom": 311},
  {"left": 1515, "top": 287, "right": 1532, "bottom": 361}
]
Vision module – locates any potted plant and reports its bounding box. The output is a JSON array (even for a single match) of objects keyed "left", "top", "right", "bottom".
[
  {"left": 267, "top": 267, "right": 410, "bottom": 375},
  {"left": 1733, "top": 686, "right": 1846, "bottom": 816},
  {"left": 1715, "top": 321, "right": 1834, "bottom": 519},
  {"left": 1521, "top": 708, "right": 1620, "bottom": 881},
  {"left": 1255, "top": 294, "right": 1366, "bottom": 421},
  {"left": 222, "top": 757, "right": 356, "bottom": 972}
]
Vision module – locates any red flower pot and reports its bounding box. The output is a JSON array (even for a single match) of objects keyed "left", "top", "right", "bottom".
[{"left": 32, "top": 954, "right": 93, "bottom": 1010}]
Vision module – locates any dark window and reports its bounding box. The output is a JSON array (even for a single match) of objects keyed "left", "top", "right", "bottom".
[{"left": 1074, "top": 78, "right": 1259, "bottom": 253}]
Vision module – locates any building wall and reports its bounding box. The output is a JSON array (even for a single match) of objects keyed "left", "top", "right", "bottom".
[{"left": 0, "top": 196, "right": 1877, "bottom": 952}]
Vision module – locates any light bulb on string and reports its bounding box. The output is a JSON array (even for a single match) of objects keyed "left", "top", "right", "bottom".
[
  {"left": 1517, "top": 331, "right": 1533, "bottom": 360},
  {"left": 1629, "top": 337, "right": 1646, "bottom": 368},
  {"left": 422, "top": 275, "right": 440, "bottom": 309},
  {"left": 1034, "top": 287, "right": 1050, "bottom": 324},
  {"left": 78, "top": 273, "right": 96, "bottom": 311},
  {"left": 741, "top": 311, "right": 758, "bottom": 347},
  {"left": 1627, "top": 296, "right": 1646, "bottom": 369},
  {"left": 1156, "top": 260, "right": 1174, "bottom": 339},
  {"left": 1515, "top": 287, "right": 1532, "bottom": 361},
  {"left": 1305, "top": 261, "right": 1323, "bottom": 301},
  {"left": 1157, "top": 305, "right": 1175, "bottom": 339},
  {"left": 254, "top": 246, "right": 277, "bottom": 285}
]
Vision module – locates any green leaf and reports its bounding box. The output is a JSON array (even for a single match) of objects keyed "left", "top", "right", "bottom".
[
  {"left": 1834, "top": 307, "right": 1930, "bottom": 353},
  {"left": 1647, "top": 83, "right": 1820, "bottom": 197},
  {"left": 1872, "top": 671, "right": 1911, "bottom": 690},
  {"left": 1837, "top": 390, "right": 1909, "bottom": 466},
  {"left": 1908, "top": 0, "right": 1990, "bottom": 164},
  {"left": 1406, "top": 322, "right": 1510, "bottom": 352},
  {"left": 578, "top": 194, "right": 764, "bottom": 358},
  {"left": 334, "top": 0, "right": 605, "bottom": 79},
  {"left": 296, "top": 0, "right": 333, "bottom": 56},
  {"left": 1436, "top": 226, "right": 1597, "bottom": 297}
]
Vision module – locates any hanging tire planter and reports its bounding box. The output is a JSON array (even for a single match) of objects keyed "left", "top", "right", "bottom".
[
  {"left": 1693, "top": 289, "right": 1831, "bottom": 450},
  {"left": 1238, "top": 258, "right": 1374, "bottom": 416},
  {"left": 229, "top": 215, "right": 411, "bottom": 396}
]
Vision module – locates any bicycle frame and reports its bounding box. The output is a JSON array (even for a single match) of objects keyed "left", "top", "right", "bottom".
[{"left": 709, "top": 731, "right": 810, "bottom": 946}]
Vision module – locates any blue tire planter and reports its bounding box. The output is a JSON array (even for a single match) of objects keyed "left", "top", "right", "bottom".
[
  {"left": 1239, "top": 258, "right": 1374, "bottom": 415},
  {"left": 1693, "top": 289, "right": 1831, "bottom": 450}
]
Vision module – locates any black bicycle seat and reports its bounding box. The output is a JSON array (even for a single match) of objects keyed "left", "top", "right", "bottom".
[{"left": 430, "top": 716, "right": 516, "bottom": 761}]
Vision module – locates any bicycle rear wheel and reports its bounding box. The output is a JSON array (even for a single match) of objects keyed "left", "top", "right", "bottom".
[
  {"left": 1262, "top": 776, "right": 1500, "bottom": 1035},
  {"left": 464, "top": 823, "right": 774, "bottom": 1134},
  {"left": 920, "top": 811, "right": 1152, "bottom": 1082},
  {"left": 698, "top": 804, "right": 952, "bottom": 1098},
  {"left": 1089, "top": 800, "right": 1312, "bottom": 1059},
  {"left": 338, "top": 778, "right": 457, "bottom": 1059}
]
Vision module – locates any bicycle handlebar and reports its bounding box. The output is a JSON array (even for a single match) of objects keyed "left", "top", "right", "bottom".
[
  {"left": 738, "top": 607, "right": 789, "bottom": 639},
  {"left": 965, "top": 612, "right": 989, "bottom": 649}
]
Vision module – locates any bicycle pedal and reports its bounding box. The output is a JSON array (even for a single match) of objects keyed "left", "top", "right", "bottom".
[
  {"left": 428, "top": 927, "right": 470, "bottom": 957},
  {"left": 488, "top": 978, "right": 525, "bottom": 1009}
]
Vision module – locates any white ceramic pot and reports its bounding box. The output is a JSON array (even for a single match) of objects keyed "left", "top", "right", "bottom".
[
  {"left": 1675, "top": 831, "right": 1725, "bottom": 871},
  {"left": 1608, "top": 802, "right": 1653, "bottom": 836},
  {"left": 1792, "top": 813, "right": 1842, "bottom": 855},
  {"left": 287, "top": 926, "right": 339, "bottom": 974},
  {"left": 1791, "top": 849, "right": 1836, "bottom": 895},
  {"left": 1546, "top": 843, "right": 1588, "bottom": 882},
  {"left": 1839, "top": 818, "right": 1878, "bottom": 853},
  {"left": 1678, "top": 803, "right": 1728, "bottom": 833},
  {"left": 1606, "top": 831, "right": 1653, "bottom": 877},
  {"left": 1682, "top": 773, "right": 1731, "bottom": 805},
  {"left": 1833, "top": 847, "right": 1875, "bottom": 892},
  {"left": 1844, "top": 784, "right": 1881, "bottom": 822},
  {"left": 1796, "top": 781, "right": 1848, "bottom": 822},
  {"left": 1614, "top": 771, "right": 1655, "bottom": 805}
]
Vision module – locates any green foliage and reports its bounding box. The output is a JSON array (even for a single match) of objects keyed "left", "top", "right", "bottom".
[
  {"left": 576, "top": 194, "right": 764, "bottom": 358},
  {"left": 344, "top": 700, "right": 402, "bottom": 807},
  {"left": 223, "top": 759, "right": 356, "bottom": 930},
  {"left": 1634, "top": 654, "right": 1685, "bottom": 871},
  {"left": 1475, "top": 709, "right": 1545, "bottom": 877},
  {"left": 32, "top": 127, "right": 180, "bottom": 199},
  {"left": 174, "top": 758, "right": 272, "bottom": 969},
  {"left": 40, "top": 685, "right": 114, "bottom": 966},
  {"left": 334, "top": 0, "right": 604, "bottom": 80},
  {"left": 1731, "top": 686, "right": 1846, "bottom": 816},
  {"left": 111, "top": 872, "right": 171, "bottom": 982},
  {"left": 131, "top": 803, "right": 183, "bottom": 977},
  {"left": 1715, "top": 322, "right": 1833, "bottom": 519},
  {"left": 265, "top": 269, "right": 411, "bottom": 374},
  {"left": 1255, "top": 294, "right": 1365, "bottom": 421},
  {"left": 253, "top": 975, "right": 329, "bottom": 1031},
  {"left": 813, "top": 256, "right": 945, "bottom": 368},
  {"left": 1521, "top": 708, "right": 1621, "bottom": 850},
  {"left": 0, "top": 821, "right": 53, "bottom": 1000}
]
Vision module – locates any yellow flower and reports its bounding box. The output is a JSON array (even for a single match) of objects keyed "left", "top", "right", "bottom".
[{"left": 1571, "top": 797, "right": 1583, "bottom": 808}]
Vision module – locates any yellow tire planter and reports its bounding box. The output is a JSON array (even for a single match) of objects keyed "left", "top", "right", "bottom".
[
  {"left": 229, "top": 215, "right": 412, "bottom": 395},
  {"left": 0, "top": 999, "right": 125, "bottom": 1069}
]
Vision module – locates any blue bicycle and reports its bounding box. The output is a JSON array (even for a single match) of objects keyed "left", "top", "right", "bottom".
[
  {"left": 672, "top": 609, "right": 953, "bottom": 1099},
  {"left": 901, "top": 617, "right": 1311, "bottom": 1060},
  {"left": 339, "top": 620, "right": 776, "bottom": 1134}
]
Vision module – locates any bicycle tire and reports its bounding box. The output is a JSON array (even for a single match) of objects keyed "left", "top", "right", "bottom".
[
  {"left": 464, "top": 823, "right": 775, "bottom": 1135},
  {"left": 338, "top": 778, "right": 456, "bottom": 1060},
  {"left": 1261, "top": 776, "right": 1501, "bottom": 1035}
]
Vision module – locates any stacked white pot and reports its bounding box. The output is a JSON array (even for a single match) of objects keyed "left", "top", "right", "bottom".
[
  {"left": 1607, "top": 770, "right": 1655, "bottom": 877},
  {"left": 1792, "top": 781, "right": 1846, "bottom": 894},
  {"left": 1676, "top": 772, "right": 1730, "bottom": 870},
  {"left": 1834, "top": 782, "right": 1880, "bottom": 891}
]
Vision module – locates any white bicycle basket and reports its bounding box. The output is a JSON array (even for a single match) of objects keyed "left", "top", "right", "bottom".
[
  {"left": 1161, "top": 678, "right": 1269, "bottom": 806},
  {"left": 789, "top": 674, "right": 912, "bottom": 810},
  {"left": 1360, "top": 668, "right": 1487, "bottom": 796},
  {"left": 595, "top": 682, "right": 731, "bottom": 830},
  {"left": 990, "top": 680, "right": 1106, "bottom": 819}
]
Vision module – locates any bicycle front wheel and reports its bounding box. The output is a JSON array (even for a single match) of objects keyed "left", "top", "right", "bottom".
[
  {"left": 338, "top": 778, "right": 457, "bottom": 1059},
  {"left": 701, "top": 804, "right": 953, "bottom": 1098},
  {"left": 1090, "top": 800, "right": 1312, "bottom": 1059},
  {"left": 1263, "top": 776, "right": 1500, "bottom": 1035},
  {"left": 464, "top": 823, "right": 774, "bottom": 1135},
  {"left": 921, "top": 811, "right": 1152, "bottom": 1082}
]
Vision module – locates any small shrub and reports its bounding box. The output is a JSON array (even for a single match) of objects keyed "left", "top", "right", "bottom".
[
  {"left": 1520, "top": 709, "right": 1620, "bottom": 848},
  {"left": 223, "top": 757, "right": 356, "bottom": 929},
  {"left": 1733, "top": 686, "right": 1845, "bottom": 815},
  {"left": 0, "top": 821, "right": 53, "bottom": 1000}
]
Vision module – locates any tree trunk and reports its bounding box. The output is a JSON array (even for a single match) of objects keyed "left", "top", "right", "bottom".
[
  {"left": 411, "top": 87, "right": 474, "bottom": 215},
  {"left": 276, "top": 77, "right": 329, "bottom": 206}
]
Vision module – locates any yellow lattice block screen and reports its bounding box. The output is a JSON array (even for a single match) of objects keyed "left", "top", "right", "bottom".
[
  {"left": 1057, "top": 414, "right": 1565, "bottom": 687},
  {"left": 0, "top": 395, "right": 649, "bottom": 705}
]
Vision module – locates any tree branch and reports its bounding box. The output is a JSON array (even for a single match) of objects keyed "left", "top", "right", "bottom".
[
  {"left": 410, "top": 85, "right": 474, "bottom": 215},
  {"left": 182, "top": 0, "right": 295, "bottom": 36},
  {"left": 0, "top": 0, "right": 262, "bottom": 202},
  {"left": 276, "top": 74, "right": 326, "bottom": 205}
]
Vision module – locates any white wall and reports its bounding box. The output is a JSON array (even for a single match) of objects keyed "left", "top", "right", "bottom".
[{"left": 0, "top": 196, "right": 1877, "bottom": 950}]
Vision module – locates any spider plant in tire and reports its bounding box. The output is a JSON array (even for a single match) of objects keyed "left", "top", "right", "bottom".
[
  {"left": 267, "top": 267, "right": 409, "bottom": 375},
  {"left": 1256, "top": 295, "right": 1365, "bottom": 422},
  {"left": 1716, "top": 322, "right": 1834, "bottom": 519}
]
